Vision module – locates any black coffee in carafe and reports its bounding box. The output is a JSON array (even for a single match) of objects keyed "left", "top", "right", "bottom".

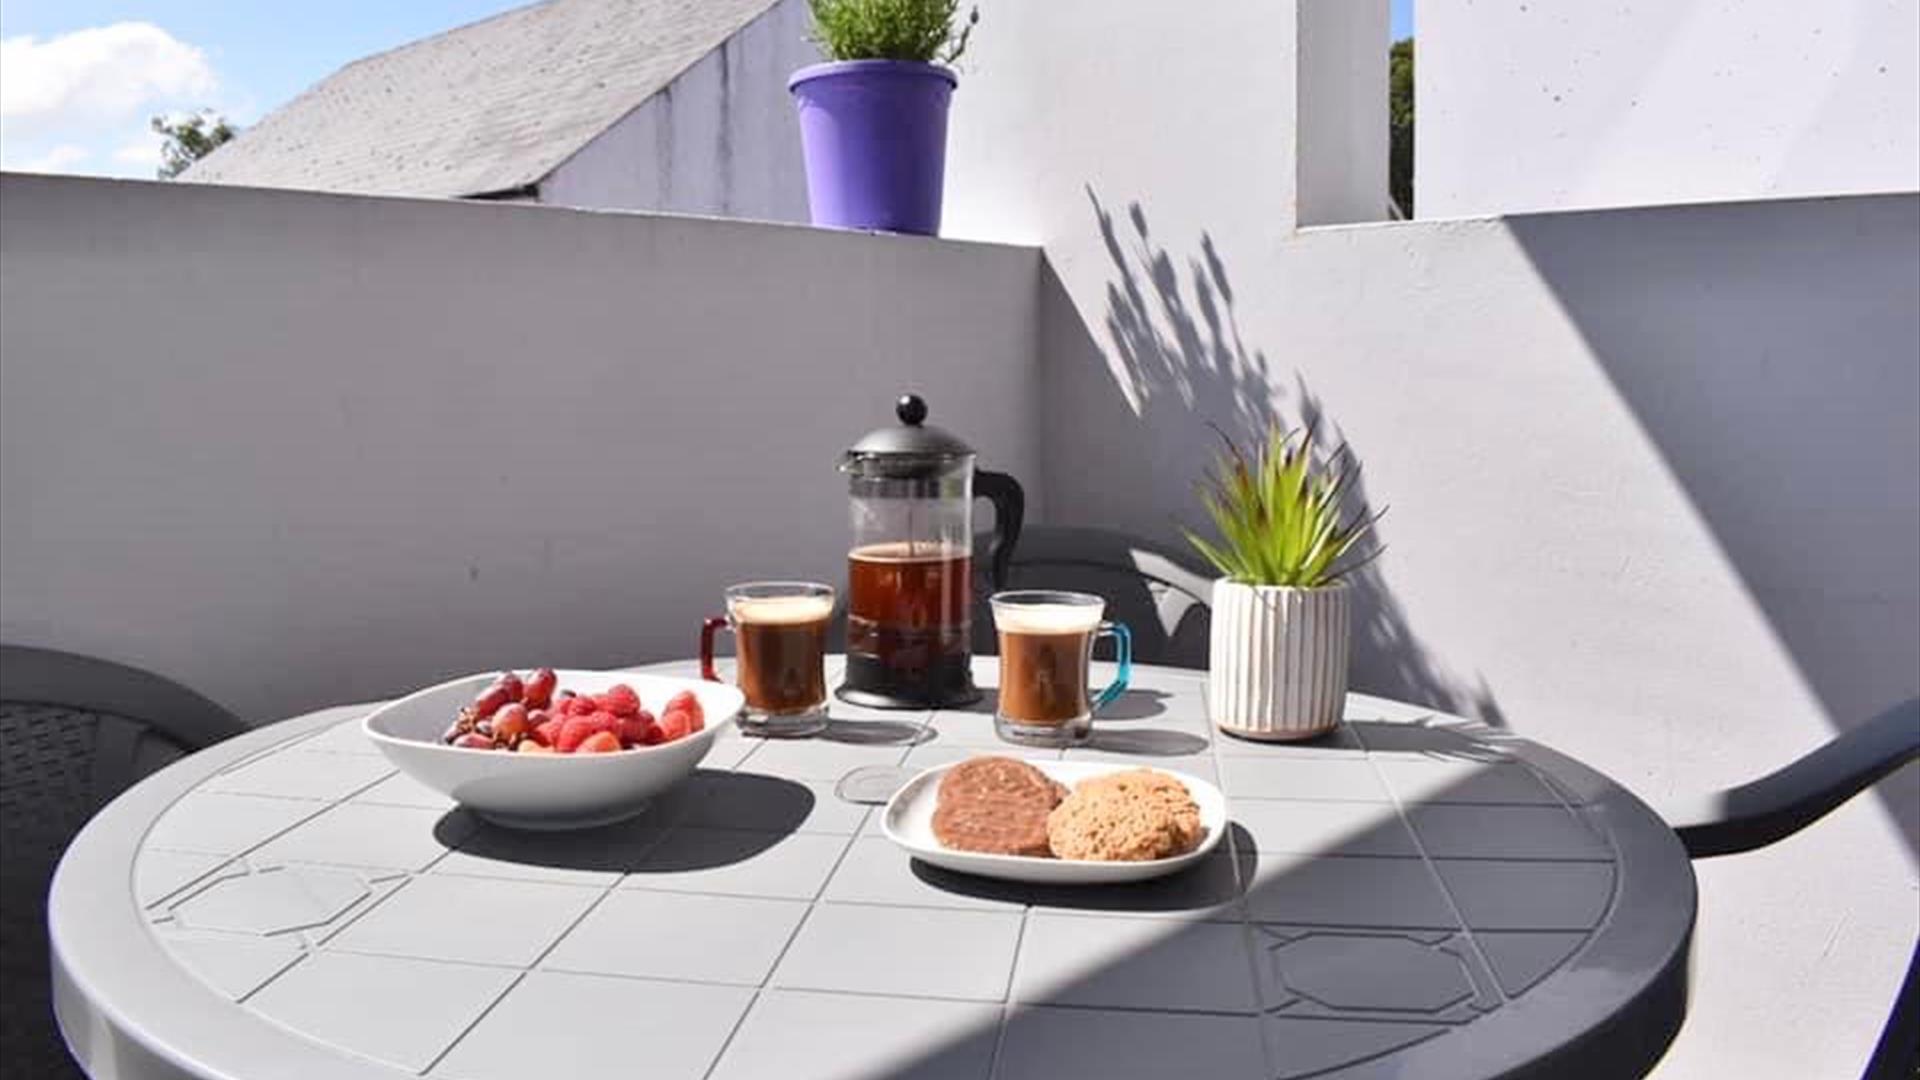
[{"left": 845, "top": 541, "right": 975, "bottom": 705}]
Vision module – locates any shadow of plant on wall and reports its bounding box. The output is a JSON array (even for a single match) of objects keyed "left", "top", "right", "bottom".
[{"left": 1084, "top": 187, "right": 1505, "bottom": 726}]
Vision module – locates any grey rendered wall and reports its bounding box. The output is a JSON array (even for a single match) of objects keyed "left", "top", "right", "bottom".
[
  {"left": 940, "top": 1, "right": 1920, "bottom": 1076},
  {"left": 0, "top": 174, "right": 1041, "bottom": 724},
  {"left": 540, "top": 0, "right": 813, "bottom": 221}
]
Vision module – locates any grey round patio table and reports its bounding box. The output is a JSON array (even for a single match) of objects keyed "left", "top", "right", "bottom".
[{"left": 52, "top": 658, "right": 1694, "bottom": 1080}]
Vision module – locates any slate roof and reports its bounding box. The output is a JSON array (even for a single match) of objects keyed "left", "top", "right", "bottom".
[{"left": 183, "top": 0, "right": 780, "bottom": 197}]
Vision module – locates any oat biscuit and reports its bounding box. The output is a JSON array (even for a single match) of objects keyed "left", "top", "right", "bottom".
[
  {"left": 1072, "top": 769, "right": 1205, "bottom": 851},
  {"left": 1046, "top": 769, "right": 1204, "bottom": 861}
]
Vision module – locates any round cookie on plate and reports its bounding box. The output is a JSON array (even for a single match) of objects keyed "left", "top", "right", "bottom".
[
  {"left": 1046, "top": 768, "right": 1205, "bottom": 861},
  {"left": 932, "top": 756, "right": 1068, "bottom": 857}
]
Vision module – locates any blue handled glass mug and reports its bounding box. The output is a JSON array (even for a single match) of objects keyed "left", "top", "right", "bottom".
[{"left": 990, "top": 590, "right": 1132, "bottom": 747}]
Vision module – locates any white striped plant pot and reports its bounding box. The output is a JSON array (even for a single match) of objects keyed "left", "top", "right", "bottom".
[{"left": 1208, "top": 579, "right": 1350, "bottom": 741}]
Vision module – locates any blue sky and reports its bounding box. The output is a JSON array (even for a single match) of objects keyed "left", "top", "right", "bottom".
[{"left": 1, "top": 0, "right": 1415, "bottom": 178}]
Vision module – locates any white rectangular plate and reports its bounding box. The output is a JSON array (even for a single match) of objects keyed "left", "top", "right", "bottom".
[{"left": 881, "top": 759, "right": 1227, "bottom": 884}]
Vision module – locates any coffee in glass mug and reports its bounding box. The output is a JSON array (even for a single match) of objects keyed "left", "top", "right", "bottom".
[
  {"left": 991, "top": 590, "right": 1131, "bottom": 747},
  {"left": 703, "top": 582, "right": 834, "bottom": 736}
]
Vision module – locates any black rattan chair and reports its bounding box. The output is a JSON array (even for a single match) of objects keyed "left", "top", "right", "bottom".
[{"left": 0, "top": 645, "right": 247, "bottom": 1079}]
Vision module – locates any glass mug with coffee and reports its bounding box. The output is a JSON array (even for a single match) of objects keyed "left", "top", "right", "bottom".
[
  {"left": 701, "top": 582, "right": 835, "bottom": 737},
  {"left": 990, "top": 590, "right": 1132, "bottom": 746}
]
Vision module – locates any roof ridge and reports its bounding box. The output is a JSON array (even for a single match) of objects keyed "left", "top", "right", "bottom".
[{"left": 331, "top": 0, "right": 559, "bottom": 77}]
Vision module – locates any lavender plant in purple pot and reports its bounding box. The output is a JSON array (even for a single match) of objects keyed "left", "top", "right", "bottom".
[{"left": 789, "top": 0, "right": 978, "bottom": 235}]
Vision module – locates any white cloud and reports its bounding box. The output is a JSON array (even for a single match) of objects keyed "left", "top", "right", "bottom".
[
  {"left": 15, "top": 143, "right": 90, "bottom": 173},
  {"left": 1, "top": 23, "right": 217, "bottom": 139},
  {"left": 113, "top": 134, "right": 163, "bottom": 168}
]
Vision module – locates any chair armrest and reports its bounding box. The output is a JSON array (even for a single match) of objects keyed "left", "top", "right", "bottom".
[
  {"left": 0, "top": 644, "right": 246, "bottom": 749},
  {"left": 1663, "top": 699, "right": 1919, "bottom": 858}
]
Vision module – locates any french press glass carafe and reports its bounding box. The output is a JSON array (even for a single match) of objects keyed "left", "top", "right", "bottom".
[{"left": 839, "top": 394, "right": 1024, "bottom": 708}]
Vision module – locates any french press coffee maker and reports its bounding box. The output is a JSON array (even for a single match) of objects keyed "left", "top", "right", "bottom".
[{"left": 838, "top": 394, "right": 1025, "bottom": 708}]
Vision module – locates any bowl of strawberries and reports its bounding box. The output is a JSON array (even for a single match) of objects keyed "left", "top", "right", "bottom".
[{"left": 361, "top": 668, "right": 742, "bottom": 830}]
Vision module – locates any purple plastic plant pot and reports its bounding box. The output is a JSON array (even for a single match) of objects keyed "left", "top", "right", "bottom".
[{"left": 788, "top": 59, "right": 957, "bottom": 236}]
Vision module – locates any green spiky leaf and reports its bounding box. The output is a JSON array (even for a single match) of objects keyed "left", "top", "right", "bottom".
[{"left": 1184, "top": 423, "right": 1384, "bottom": 588}]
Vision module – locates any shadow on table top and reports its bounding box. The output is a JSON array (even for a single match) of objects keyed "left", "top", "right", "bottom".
[
  {"left": 940, "top": 687, "right": 1174, "bottom": 722},
  {"left": 906, "top": 823, "right": 1258, "bottom": 917},
  {"left": 815, "top": 718, "right": 932, "bottom": 746},
  {"left": 431, "top": 771, "right": 815, "bottom": 874},
  {"left": 1081, "top": 726, "right": 1209, "bottom": 756}
]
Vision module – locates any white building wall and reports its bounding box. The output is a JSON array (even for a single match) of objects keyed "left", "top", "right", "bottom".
[
  {"left": 0, "top": 175, "right": 1041, "bottom": 723},
  {"left": 540, "top": 0, "right": 813, "bottom": 221},
  {"left": 1418, "top": 0, "right": 1920, "bottom": 217},
  {"left": 940, "top": 2, "right": 1919, "bottom": 1077}
]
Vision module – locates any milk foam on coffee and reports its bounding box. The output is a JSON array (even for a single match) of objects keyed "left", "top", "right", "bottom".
[
  {"left": 730, "top": 594, "right": 834, "bottom": 624},
  {"left": 993, "top": 603, "right": 1102, "bottom": 635}
]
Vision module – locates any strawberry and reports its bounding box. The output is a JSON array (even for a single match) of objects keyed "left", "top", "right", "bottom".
[
  {"left": 618, "top": 709, "right": 658, "bottom": 747},
  {"left": 657, "top": 709, "right": 694, "bottom": 743},
  {"left": 577, "top": 731, "right": 622, "bottom": 754},
  {"left": 594, "top": 684, "right": 642, "bottom": 718},
  {"left": 556, "top": 715, "right": 599, "bottom": 753},
  {"left": 565, "top": 695, "right": 600, "bottom": 717},
  {"left": 531, "top": 717, "right": 561, "bottom": 747},
  {"left": 664, "top": 690, "right": 703, "bottom": 726}
]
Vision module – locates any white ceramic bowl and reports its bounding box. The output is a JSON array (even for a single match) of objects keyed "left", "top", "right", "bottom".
[
  {"left": 361, "top": 669, "right": 741, "bottom": 830},
  {"left": 882, "top": 760, "right": 1227, "bottom": 884}
]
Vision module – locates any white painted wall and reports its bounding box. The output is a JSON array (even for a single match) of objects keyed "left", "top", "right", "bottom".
[
  {"left": 540, "top": 0, "right": 813, "bottom": 221},
  {"left": 941, "top": 2, "right": 1919, "bottom": 1076},
  {"left": 0, "top": 174, "right": 1041, "bottom": 724},
  {"left": 1418, "top": 0, "right": 1920, "bottom": 217}
]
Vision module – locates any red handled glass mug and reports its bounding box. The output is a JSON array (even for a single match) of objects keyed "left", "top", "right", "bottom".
[{"left": 702, "top": 582, "right": 835, "bottom": 737}]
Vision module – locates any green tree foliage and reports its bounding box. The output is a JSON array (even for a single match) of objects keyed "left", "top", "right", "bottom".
[
  {"left": 152, "top": 111, "right": 237, "bottom": 180},
  {"left": 1390, "top": 38, "right": 1414, "bottom": 217},
  {"left": 808, "top": 0, "right": 978, "bottom": 64}
]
